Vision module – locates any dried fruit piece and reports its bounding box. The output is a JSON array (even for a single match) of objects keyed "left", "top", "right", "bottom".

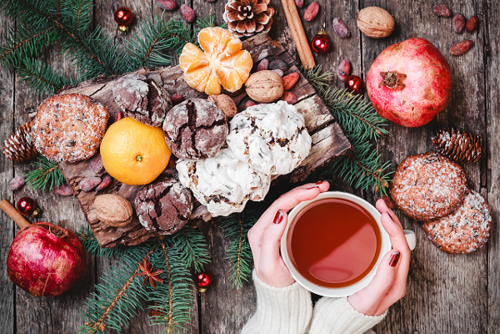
[
  {"left": 453, "top": 14, "right": 465, "bottom": 34},
  {"left": 449, "top": 40, "right": 474, "bottom": 55},
  {"left": 157, "top": 0, "right": 177, "bottom": 11},
  {"left": 338, "top": 59, "right": 351, "bottom": 81},
  {"left": 433, "top": 4, "right": 451, "bottom": 17},
  {"left": 466, "top": 16, "right": 478, "bottom": 33},
  {"left": 55, "top": 185, "right": 73, "bottom": 196},
  {"left": 257, "top": 59, "right": 269, "bottom": 71},
  {"left": 304, "top": 2, "right": 320, "bottom": 22},
  {"left": 280, "top": 91, "right": 298, "bottom": 104},
  {"left": 79, "top": 177, "right": 102, "bottom": 192},
  {"left": 332, "top": 17, "right": 351, "bottom": 38},
  {"left": 90, "top": 153, "right": 104, "bottom": 174},
  {"left": 95, "top": 175, "right": 112, "bottom": 192},
  {"left": 181, "top": 5, "right": 196, "bottom": 22},
  {"left": 170, "top": 93, "right": 184, "bottom": 105},
  {"left": 273, "top": 69, "right": 284, "bottom": 77},
  {"left": 295, "top": 0, "right": 304, "bottom": 8},
  {"left": 245, "top": 100, "right": 257, "bottom": 109},
  {"left": 282, "top": 72, "right": 300, "bottom": 90},
  {"left": 269, "top": 59, "right": 288, "bottom": 72},
  {"left": 9, "top": 176, "right": 24, "bottom": 191}
]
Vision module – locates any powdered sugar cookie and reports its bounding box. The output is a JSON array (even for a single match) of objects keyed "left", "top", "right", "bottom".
[
  {"left": 422, "top": 190, "right": 491, "bottom": 254},
  {"left": 390, "top": 152, "right": 468, "bottom": 221}
]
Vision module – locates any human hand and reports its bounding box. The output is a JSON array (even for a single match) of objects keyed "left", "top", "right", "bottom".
[
  {"left": 347, "top": 199, "right": 411, "bottom": 316},
  {"left": 247, "top": 181, "right": 330, "bottom": 287}
]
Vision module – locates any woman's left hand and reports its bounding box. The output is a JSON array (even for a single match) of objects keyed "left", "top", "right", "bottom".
[{"left": 347, "top": 199, "right": 411, "bottom": 316}]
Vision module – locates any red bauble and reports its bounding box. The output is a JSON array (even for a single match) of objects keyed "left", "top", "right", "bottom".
[
  {"left": 194, "top": 271, "right": 212, "bottom": 292},
  {"left": 114, "top": 7, "right": 134, "bottom": 32},
  {"left": 7, "top": 222, "right": 86, "bottom": 297},
  {"left": 17, "top": 197, "right": 40, "bottom": 217},
  {"left": 345, "top": 75, "right": 363, "bottom": 95},
  {"left": 311, "top": 30, "right": 330, "bottom": 53}
]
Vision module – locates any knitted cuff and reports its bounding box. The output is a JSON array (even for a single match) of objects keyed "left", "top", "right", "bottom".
[
  {"left": 308, "top": 297, "right": 387, "bottom": 334},
  {"left": 240, "top": 270, "right": 313, "bottom": 334}
]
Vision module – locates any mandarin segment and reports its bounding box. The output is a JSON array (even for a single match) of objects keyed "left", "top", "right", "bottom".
[{"left": 180, "top": 27, "right": 252, "bottom": 95}]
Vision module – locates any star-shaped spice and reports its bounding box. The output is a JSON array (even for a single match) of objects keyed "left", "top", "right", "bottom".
[{"left": 137, "top": 259, "right": 163, "bottom": 289}]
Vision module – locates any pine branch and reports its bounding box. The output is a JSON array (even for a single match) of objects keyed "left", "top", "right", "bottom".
[
  {"left": 170, "top": 226, "right": 211, "bottom": 273},
  {"left": 148, "top": 239, "right": 194, "bottom": 333},
  {"left": 78, "top": 226, "right": 132, "bottom": 258},
  {"left": 220, "top": 209, "right": 259, "bottom": 287},
  {"left": 80, "top": 246, "right": 156, "bottom": 333},
  {"left": 25, "top": 155, "right": 64, "bottom": 191}
]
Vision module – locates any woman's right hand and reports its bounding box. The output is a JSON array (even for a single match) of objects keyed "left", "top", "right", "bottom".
[{"left": 247, "top": 181, "right": 330, "bottom": 287}]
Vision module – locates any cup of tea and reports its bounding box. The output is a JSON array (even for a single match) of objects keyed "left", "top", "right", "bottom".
[{"left": 280, "top": 191, "right": 416, "bottom": 297}]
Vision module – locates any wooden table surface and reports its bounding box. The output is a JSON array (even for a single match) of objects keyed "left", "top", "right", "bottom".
[{"left": 0, "top": 0, "right": 498, "bottom": 333}]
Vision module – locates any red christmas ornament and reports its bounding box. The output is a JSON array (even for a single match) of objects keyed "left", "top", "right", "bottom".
[
  {"left": 16, "top": 197, "right": 40, "bottom": 217},
  {"left": 114, "top": 7, "right": 134, "bottom": 32},
  {"left": 345, "top": 75, "right": 364, "bottom": 95},
  {"left": 194, "top": 271, "right": 212, "bottom": 292},
  {"left": 311, "top": 25, "right": 330, "bottom": 54}
]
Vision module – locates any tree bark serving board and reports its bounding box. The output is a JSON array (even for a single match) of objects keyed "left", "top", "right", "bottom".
[{"left": 59, "top": 32, "right": 351, "bottom": 248}]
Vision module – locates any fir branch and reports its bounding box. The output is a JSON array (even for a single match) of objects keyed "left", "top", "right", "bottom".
[
  {"left": 25, "top": 155, "right": 64, "bottom": 191},
  {"left": 220, "top": 209, "right": 260, "bottom": 287},
  {"left": 148, "top": 239, "right": 194, "bottom": 333},
  {"left": 171, "top": 226, "right": 211, "bottom": 273},
  {"left": 16, "top": 57, "right": 73, "bottom": 94},
  {"left": 78, "top": 226, "right": 132, "bottom": 258},
  {"left": 80, "top": 246, "right": 156, "bottom": 333}
]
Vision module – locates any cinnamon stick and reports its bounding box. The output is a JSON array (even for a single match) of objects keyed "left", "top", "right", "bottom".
[
  {"left": 0, "top": 199, "right": 31, "bottom": 229},
  {"left": 281, "top": 0, "right": 316, "bottom": 70}
]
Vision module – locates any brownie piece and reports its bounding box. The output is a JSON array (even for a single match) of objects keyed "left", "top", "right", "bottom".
[{"left": 163, "top": 98, "right": 228, "bottom": 160}]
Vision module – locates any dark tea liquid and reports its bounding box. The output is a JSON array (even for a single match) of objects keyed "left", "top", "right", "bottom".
[{"left": 287, "top": 198, "right": 381, "bottom": 288}]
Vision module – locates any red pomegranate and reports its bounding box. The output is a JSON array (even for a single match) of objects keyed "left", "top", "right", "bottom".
[
  {"left": 7, "top": 222, "right": 86, "bottom": 297},
  {"left": 366, "top": 38, "right": 452, "bottom": 127}
]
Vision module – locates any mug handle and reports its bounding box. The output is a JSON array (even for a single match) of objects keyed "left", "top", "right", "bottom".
[{"left": 404, "top": 230, "right": 416, "bottom": 251}]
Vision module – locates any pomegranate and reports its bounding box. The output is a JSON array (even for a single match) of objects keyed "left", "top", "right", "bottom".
[
  {"left": 366, "top": 38, "right": 452, "bottom": 127},
  {"left": 7, "top": 222, "right": 86, "bottom": 297}
]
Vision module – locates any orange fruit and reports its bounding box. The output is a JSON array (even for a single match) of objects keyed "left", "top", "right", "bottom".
[
  {"left": 179, "top": 27, "right": 253, "bottom": 95},
  {"left": 100, "top": 117, "right": 171, "bottom": 185}
]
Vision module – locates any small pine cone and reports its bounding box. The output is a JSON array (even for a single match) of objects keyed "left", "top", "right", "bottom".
[
  {"left": 432, "top": 128, "right": 485, "bottom": 164},
  {"left": 3, "top": 121, "right": 38, "bottom": 162}
]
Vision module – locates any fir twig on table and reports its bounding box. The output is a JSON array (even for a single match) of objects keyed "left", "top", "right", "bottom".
[
  {"left": 171, "top": 226, "right": 211, "bottom": 273},
  {"left": 78, "top": 226, "right": 131, "bottom": 258},
  {"left": 25, "top": 155, "right": 64, "bottom": 191}
]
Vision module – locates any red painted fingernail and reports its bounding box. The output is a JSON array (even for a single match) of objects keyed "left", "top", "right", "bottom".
[
  {"left": 273, "top": 210, "right": 285, "bottom": 224},
  {"left": 315, "top": 180, "right": 323, "bottom": 184},
  {"left": 389, "top": 251, "right": 400, "bottom": 267}
]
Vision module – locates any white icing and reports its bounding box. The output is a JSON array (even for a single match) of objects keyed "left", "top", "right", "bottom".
[
  {"left": 176, "top": 149, "right": 270, "bottom": 216},
  {"left": 226, "top": 101, "right": 312, "bottom": 175}
]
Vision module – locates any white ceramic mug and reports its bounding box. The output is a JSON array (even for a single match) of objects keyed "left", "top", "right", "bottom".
[{"left": 280, "top": 191, "right": 416, "bottom": 297}]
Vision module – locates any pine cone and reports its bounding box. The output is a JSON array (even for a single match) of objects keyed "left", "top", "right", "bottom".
[
  {"left": 223, "top": 0, "right": 275, "bottom": 38},
  {"left": 3, "top": 121, "right": 38, "bottom": 162},
  {"left": 432, "top": 128, "right": 485, "bottom": 164}
]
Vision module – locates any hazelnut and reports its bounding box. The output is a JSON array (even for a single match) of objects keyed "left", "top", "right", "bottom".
[
  {"left": 245, "top": 70, "right": 284, "bottom": 103},
  {"left": 208, "top": 94, "right": 238, "bottom": 119},
  {"left": 357, "top": 7, "right": 395, "bottom": 38},
  {"left": 94, "top": 194, "right": 133, "bottom": 227}
]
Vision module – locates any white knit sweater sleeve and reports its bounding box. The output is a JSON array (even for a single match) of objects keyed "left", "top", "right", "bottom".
[
  {"left": 307, "top": 297, "right": 387, "bottom": 334},
  {"left": 240, "top": 271, "right": 313, "bottom": 334}
]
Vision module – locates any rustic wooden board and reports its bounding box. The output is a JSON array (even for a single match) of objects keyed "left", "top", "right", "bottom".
[{"left": 59, "top": 32, "right": 351, "bottom": 249}]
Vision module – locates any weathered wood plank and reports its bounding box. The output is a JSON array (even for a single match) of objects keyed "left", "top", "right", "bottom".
[{"left": 358, "top": 1, "right": 488, "bottom": 333}]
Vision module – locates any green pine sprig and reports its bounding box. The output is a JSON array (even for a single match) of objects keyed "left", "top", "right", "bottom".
[
  {"left": 25, "top": 155, "right": 64, "bottom": 191},
  {"left": 171, "top": 226, "right": 211, "bottom": 273}
]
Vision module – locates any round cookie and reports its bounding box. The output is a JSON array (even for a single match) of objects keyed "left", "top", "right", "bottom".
[
  {"left": 112, "top": 74, "right": 172, "bottom": 127},
  {"left": 163, "top": 98, "right": 228, "bottom": 160},
  {"left": 226, "top": 101, "right": 312, "bottom": 175},
  {"left": 390, "top": 152, "right": 468, "bottom": 221},
  {"left": 422, "top": 190, "right": 491, "bottom": 254},
  {"left": 176, "top": 148, "right": 271, "bottom": 217},
  {"left": 32, "top": 94, "right": 109, "bottom": 163},
  {"left": 135, "top": 175, "right": 193, "bottom": 235}
]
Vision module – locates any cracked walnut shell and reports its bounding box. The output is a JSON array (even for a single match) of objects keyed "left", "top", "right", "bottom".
[
  {"left": 94, "top": 194, "right": 133, "bottom": 227},
  {"left": 245, "top": 70, "right": 284, "bottom": 103}
]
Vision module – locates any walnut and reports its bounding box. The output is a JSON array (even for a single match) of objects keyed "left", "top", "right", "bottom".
[
  {"left": 94, "top": 194, "right": 133, "bottom": 227},
  {"left": 357, "top": 7, "right": 395, "bottom": 38},
  {"left": 245, "top": 70, "right": 284, "bottom": 103},
  {"left": 208, "top": 94, "right": 238, "bottom": 119}
]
